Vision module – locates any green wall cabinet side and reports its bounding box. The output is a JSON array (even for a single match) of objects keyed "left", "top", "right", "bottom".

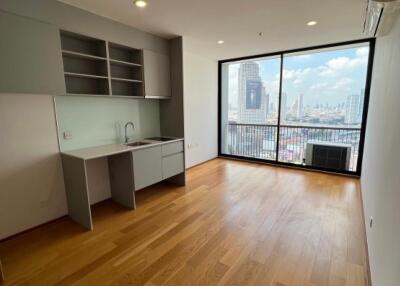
[
  {"left": 143, "top": 50, "right": 171, "bottom": 98},
  {"left": 160, "top": 37, "right": 184, "bottom": 137},
  {"left": 0, "top": 11, "right": 65, "bottom": 95},
  {"left": 132, "top": 146, "right": 163, "bottom": 191}
]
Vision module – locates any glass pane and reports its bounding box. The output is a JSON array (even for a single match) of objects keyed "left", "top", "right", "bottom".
[
  {"left": 278, "top": 44, "right": 370, "bottom": 172},
  {"left": 221, "top": 56, "right": 281, "bottom": 160}
]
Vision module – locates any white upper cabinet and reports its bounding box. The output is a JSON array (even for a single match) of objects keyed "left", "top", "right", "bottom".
[
  {"left": 143, "top": 50, "right": 171, "bottom": 98},
  {"left": 0, "top": 11, "right": 65, "bottom": 95}
]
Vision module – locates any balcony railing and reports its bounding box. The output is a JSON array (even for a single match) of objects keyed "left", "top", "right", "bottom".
[{"left": 225, "top": 123, "right": 361, "bottom": 171}]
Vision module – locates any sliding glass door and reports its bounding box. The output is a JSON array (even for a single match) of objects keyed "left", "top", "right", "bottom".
[
  {"left": 219, "top": 40, "right": 374, "bottom": 175},
  {"left": 220, "top": 56, "right": 280, "bottom": 161}
]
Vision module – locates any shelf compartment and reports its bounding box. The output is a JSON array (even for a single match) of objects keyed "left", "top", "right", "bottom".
[
  {"left": 65, "top": 75, "right": 110, "bottom": 95},
  {"left": 111, "top": 77, "right": 142, "bottom": 83},
  {"left": 111, "top": 79, "right": 143, "bottom": 97},
  {"left": 108, "top": 42, "right": 142, "bottom": 65},
  {"left": 62, "top": 50, "right": 107, "bottom": 61},
  {"left": 61, "top": 30, "right": 107, "bottom": 58},
  {"left": 64, "top": 72, "right": 108, "bottom": 79},
  {"left": 63, "top": 55, "right": 108, "bottom": 77},
  {"left": 110, "top": 63, "right": 142, "bottom": 81},
  {"left": 109, "top": 59, "right": 141, "bottom": 67}
]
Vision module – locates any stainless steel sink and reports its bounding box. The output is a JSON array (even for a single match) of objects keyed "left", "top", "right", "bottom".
[{"left": 125, "top": 141, "right": 151, "bottom": 147}]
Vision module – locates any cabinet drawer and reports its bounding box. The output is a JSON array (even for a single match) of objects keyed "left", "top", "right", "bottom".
[
  {"left": 132, "top": 146, "right": 162, "bottom": 191},
  {"left": 162, "top": 152, "right": 184, "bottom": 179},
  {"left": 161, "top": 141, "right": 183, "bottom": 156}
]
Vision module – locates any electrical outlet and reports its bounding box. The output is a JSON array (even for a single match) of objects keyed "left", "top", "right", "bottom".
[
  {"left": 63, "top": 131, "right": 72, "bottom": 140},
  {"left": 369, "top": 216, "right": 373, "bottom": 228}
]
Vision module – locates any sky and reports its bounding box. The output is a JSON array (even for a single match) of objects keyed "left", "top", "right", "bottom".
[{"left": 226, "top": 44, "right": 370, "bottom": 109}]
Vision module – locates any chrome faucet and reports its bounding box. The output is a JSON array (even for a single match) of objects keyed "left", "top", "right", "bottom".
[{"left": 124, "top": 122, "right": 135, "bottom": 143}]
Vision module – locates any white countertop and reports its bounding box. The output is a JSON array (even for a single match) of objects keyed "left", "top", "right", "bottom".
[{"left": 61, "top": 138, "right": 184, "bottom": 160}]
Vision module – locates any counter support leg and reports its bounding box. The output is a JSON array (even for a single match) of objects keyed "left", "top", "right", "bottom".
[
  {"left": 108, "top": 153, "right": 136, "bottom": 209},
  {"left": 61, "top": 155, "right": 93, "bottom": 230}
]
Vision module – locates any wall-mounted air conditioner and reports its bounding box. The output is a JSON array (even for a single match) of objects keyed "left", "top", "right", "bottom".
[
  {"left": 305, "top": 142, "right": 352, "bottom": 171},
  {"left": 364, "top": 0, "right": 400, "bottom": 37}
]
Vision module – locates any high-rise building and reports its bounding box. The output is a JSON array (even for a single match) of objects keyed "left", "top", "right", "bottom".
[
  {"left": 345, "top": 92, "right": 363, "bottom": 124},
  {"left": 297, "top": 93, "right": 304, "bottom": 118},
  {"left": 287, "top": 93, "right": 304, "bottom": 119},
  {"left": 237, "top": 62, "right": 268, "bottom": 124}
]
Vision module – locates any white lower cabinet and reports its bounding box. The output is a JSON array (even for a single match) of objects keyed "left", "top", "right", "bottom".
[
  {"left": 162, "top": 152, "right": 184, "bottom": 179},
  {"left": 132, "top": 142, "right": 184, "bottom": 191},
  {"left": 132, "top": 146, "right": 163, "bottom": 191}
]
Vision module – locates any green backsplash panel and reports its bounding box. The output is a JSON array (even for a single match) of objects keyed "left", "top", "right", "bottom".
[{"left": 55, "top": 96, "right": 161, "bottom": 151}]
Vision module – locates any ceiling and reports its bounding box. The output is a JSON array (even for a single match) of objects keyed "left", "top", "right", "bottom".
[{"left": 59, "top": 0, "right": 368, "bottom": 60}]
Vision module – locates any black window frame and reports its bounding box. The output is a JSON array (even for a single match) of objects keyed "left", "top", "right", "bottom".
[{"left": 218, "top": 38, "right": 376, "bottom": 177}]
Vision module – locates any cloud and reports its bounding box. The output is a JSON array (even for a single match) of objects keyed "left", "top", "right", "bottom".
[
  {"left": 326, "top": 56, "right": 366, "bottom": 70},
  {"left": 356, "top": 47, "right": 369, "bottom": 58},
  {"left": 330, "top": 78, "right": 354, "bottom": 90},
  {"left": 319, "top": 49, "right": 369, "bottom": 77},
  {"left": 263, "top": 79, "right": 280, "bottom": 94},
  {"left": 254, "top": 46, "right": 369, "bottom": 103},
  {"left": 282, "top": 68, "right": 311, "bottom": 80},
  {"left": 311, "top": 82, "right": 329, "bottom": 90}
]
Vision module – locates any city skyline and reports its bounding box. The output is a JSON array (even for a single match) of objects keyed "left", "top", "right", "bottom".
[{"left": 226, "top": 45, "right": 369, "bottom": 127}]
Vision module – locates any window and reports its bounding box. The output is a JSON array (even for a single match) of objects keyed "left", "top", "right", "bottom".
[
  {"left": 221, "top": 56, "right": 280, "bottom": 160},
  {"left": 219, "top": 40, "right": 374, "bottom": 175}
]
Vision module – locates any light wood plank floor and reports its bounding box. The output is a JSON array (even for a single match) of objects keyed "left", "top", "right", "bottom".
[{"left": 0, "top": 159, "right": 369, "bottom": 286}]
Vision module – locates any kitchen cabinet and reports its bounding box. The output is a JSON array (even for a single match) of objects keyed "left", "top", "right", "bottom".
[
  {"left": 60, "top": 31, "right": 145, "bottom": 98},
  {"left": 0, "top": 11, "right": 65, "bottom": 95},
  {"left": 132, "top": 141, "right": 184, "bottom": 190},
  {"left": 143, "top": 50, "right": 171, "bottom": 98},
  {"left": 132, "top": 146, "right": 163, "bottom": 190},
  {"left": 61, "top": 139, "right": 185, "bottom": 229},
  {"left": 162, "top": 152, "right": 184, "bottom": 179}
]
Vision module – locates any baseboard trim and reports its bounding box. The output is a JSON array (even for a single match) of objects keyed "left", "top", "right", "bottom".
[
  {"left": 186, "top": 157, "right": 218, "bottom": 170},
  {"left": 0, "top": 198, "right": 112, "bottom": 243},
  {"left": 0, "top": 215, "right": 67, "bottom": 243},
  {"left": 218, "top": 155, "right": 360, "bottom": 178}
]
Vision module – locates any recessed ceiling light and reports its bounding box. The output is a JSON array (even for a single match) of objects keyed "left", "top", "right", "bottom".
[
  {"left": 217, "top": 40, "right": 224, "bottom": 44},
  {"left": 134, "top": 0, "right": 147, "bottom": 8},
  {"left": 307, "top": 21, "right": 317, "bottom": 26}
]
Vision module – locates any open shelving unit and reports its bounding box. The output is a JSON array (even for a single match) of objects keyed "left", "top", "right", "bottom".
[
  {"left": 109, "top": 42, "right": 144, "bottom": 97},
  {"left": 60, "top": 31, "right": 144, "bottom": 98}
]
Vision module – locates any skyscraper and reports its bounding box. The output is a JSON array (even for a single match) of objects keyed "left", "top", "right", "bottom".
[
  {"left": 237, "top": 62, "right": 268, "bottom": 124},
  {"left": 297, "top": 93, "right": 304, "bottom": 118},
  {"left": 345, "top": 92, "right": 363, "bottom": 124}
]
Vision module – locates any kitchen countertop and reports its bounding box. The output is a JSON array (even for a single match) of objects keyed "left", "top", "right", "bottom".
[{"left": 61, "top": 138, "right": 184, "bottom": 160}]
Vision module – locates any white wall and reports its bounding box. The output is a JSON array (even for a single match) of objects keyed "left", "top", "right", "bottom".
[
  {"left": 183, "top": 50, "right": 218, "bottom": 168},
  {"left": 361, "top": 17, "right": 400, "bottom": 286},
  {"left": 0, "top": 94, "right": 67, "bottom": 239}
]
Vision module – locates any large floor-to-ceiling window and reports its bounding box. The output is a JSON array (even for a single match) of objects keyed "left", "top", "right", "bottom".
[{"left": 219, "top": 40, "right": 374, "bottom": 175}]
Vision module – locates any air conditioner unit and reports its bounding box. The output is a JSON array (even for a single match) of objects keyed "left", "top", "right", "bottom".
[
  {"left": 305, "top": 142, "right": 352, "bottom": 171},
  {"left": 364, "top": 0, "right": 400, "bottom": 37}
]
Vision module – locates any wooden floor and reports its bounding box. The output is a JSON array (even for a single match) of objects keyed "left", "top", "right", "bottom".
[{"left": 0, "top": 159, "right": 369, "bottom": 286}]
